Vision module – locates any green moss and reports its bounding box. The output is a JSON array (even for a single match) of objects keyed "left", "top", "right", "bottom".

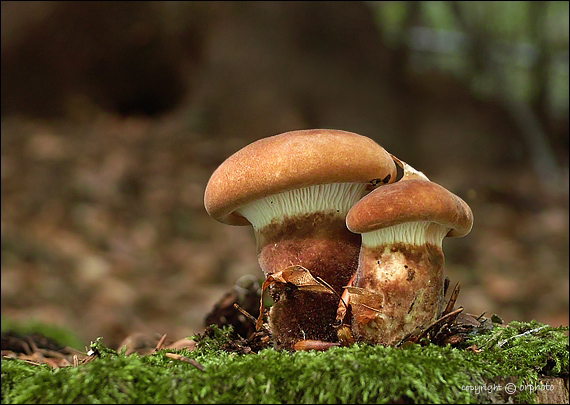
[
  {"left": 88, "top": 337, "right": 121, "bottom": 359},
  {"left": 190, "top": 324, "right": 235, "bottom": 354},
  {"left": 468, "top": 320, "right": 568, "bottom": 375},
  {"left": 2, "top": 321, "right": 568, "bottom": 404},
  {"left": 465, "top": 320, "right": 569, "bottom": 403}
]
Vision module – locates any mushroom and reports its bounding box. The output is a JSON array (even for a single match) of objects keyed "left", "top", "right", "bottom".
[
  {"left": 344, "top": 179, "right": 473, "bottom": 346},
  {"left": 204, "top": 129, "right": 397, "bottom": 348}
]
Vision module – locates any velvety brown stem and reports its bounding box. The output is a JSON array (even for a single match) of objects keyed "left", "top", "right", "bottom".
[
  {"left": 349, "top": 242, "right": 445, "bottom": 346},
  {"left": 256, "top": 213, "right": 360, "bottom": 349}
]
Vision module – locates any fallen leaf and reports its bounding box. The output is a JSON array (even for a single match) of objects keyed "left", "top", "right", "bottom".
[{"left": 256, "top": 265, "right": 335, "bottom": 330}]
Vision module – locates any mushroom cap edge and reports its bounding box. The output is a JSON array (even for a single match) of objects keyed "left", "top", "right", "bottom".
[
  {"left": 204, "top": 129, "right": 398, "bottom": 225},
  {"left": 346, "top": 179, "right": 473, "bottom": 237}
]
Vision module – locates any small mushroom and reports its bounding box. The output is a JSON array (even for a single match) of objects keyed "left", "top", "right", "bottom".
[
  {"left": 204, "top": 129, "right": 397, "bottom": 348},
  {"left": 344, "top": 179, "right": 473, "bottom": 346}
]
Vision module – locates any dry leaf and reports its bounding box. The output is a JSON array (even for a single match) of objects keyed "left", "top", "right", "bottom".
[{"left": 255, "top": 265, "right": 335, "bottom": 330}]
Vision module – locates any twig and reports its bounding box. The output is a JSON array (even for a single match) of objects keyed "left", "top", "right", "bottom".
[
  {"left": 155, "top": 334, "right": 168, "bottom": 351},
  {"left": 442, "top": 281, "right": 461, "bottom": 316},
  {"left": 419, "top": 307, "right": 464, "bottom": 340},
  {"left": 233, "top": 303, "right": 258, "bottom": 324},
  {"left": 165, "top": 352, "right": 204, "bottom": 371},
  {"left": 497, "top": 326, "right": 548, "bottom": 348}
]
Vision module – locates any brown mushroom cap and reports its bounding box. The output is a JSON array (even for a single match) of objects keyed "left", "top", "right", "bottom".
[
  {"left": 346, "top": 179, "right": 473, "bottom": 238},
  {"left": 204, "top": 129, "right": 397, "bottom": 225}
]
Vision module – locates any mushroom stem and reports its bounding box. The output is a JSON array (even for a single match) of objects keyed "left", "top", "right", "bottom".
[
  {"left": 236, "top": 183, "right": 367, "bottom": 348},
  {"left": 348, "top": 222, "right": 449, "bottom": 346}
]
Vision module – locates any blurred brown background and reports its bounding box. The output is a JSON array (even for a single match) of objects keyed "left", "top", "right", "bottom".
[{"left": 1, "top": 1, "right": 568, "bottom": 349}]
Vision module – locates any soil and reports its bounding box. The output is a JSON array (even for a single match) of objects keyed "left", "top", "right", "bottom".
[{"left": 0, "top": 282, "right": 492, "bottom": 364}]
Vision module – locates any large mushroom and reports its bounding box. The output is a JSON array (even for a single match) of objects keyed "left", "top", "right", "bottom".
[
  {"left": 204, "top": 129, "right": 397, "bottom": 348},
  {"left": 344, "top": 179, "right": 473, "bottom": 346}
]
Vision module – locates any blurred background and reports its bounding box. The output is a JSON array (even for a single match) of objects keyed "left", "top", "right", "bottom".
[{"left": 1, "top": 1, "right": 568, "bottom": 349}]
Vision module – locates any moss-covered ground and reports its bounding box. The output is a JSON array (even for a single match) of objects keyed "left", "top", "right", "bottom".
[
  {"left": 1, "top": 320, "right": 568, "bottom": 404},
  {"left": 1, "top": 317, "right": 85, "bottom": 351}
]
